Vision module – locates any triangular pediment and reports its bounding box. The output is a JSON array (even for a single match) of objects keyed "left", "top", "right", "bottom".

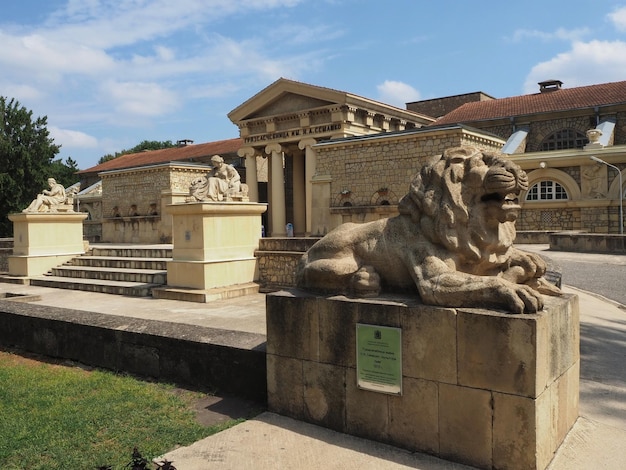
[
  {"left": 228, "top": 78, "right": 348, "bottom": 123},
  {"left": 249, "top": 93, "right": 335, "bottom": 119}
]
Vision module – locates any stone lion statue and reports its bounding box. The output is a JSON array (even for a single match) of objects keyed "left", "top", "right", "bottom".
[{"left": 296, "top": 146, "right": 561, "bottom": 314}]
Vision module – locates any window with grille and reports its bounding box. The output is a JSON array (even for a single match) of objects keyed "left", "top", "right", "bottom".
[
  {"left": 526, "top": 181, "right": 568, "bottom": 201},
  {"left": 540, "top": 129, "right": 588, "bottom": 151}
]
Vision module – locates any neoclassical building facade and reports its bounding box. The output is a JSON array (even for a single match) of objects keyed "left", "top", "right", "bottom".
[
  {"left": 77, "top": 78, "right": 626, "bottom": 242},
  {"left": 227, "top": 78, "right": 435, "bottom": 236}
]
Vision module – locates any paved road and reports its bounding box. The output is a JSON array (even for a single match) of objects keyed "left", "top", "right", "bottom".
[{"left": 517, "top": 244, "right": 626, "bottom": 307}]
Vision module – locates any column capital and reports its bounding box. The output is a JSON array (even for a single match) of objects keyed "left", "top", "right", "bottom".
[
  {"left": 265, "top": 143, "right": 283, "bottom": 155},
  {"left": 298, "top": 138, "right": 317, "bottom": 150},
  {"left": 237, "top": 146, "right": 258, "bottom": 158}
]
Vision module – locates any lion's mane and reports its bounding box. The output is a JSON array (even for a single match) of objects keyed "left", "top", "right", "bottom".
[{"left": 397, "top": 146, "right": 521, "bottom": 264}]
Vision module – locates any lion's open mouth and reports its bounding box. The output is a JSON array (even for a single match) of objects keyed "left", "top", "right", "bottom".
[{"left": 481, "top": 190, "right": 521, "bottom": 221}]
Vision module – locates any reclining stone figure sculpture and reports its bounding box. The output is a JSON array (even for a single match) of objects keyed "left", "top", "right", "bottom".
[
  {"left": 186, "top": 155, "right": 249, "bottom": 202},
  {"left": 296, "top": 146, "right": 561, "bottom": 314},
  {"left": 22, "top": 178, "right": 75, "bottom": 213}
]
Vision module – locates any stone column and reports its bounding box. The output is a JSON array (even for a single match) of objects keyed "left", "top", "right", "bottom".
[
  {"left": 265, "top": 143, "right": 287, "bottom": 236},
  {"left": 238, "top": 146, "right": 259, "bottom": 202},
  {"left": 292, "top": 149, "right": 306, "bottom": 236},
  {"left": 298, "top": 138, "right": 317, "bottom": 236}
]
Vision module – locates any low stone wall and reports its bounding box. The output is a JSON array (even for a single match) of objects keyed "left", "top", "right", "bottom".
[
  {"left": 550, "top": 232, "right": 626, "bottom": 253},
  {"left": 256, "top": 237, "right": 319, "bottom": 291},
  {"left": 83, "top": 221, "right": 102, "bottom": 243},
  {"left": 515, "top": 231, "right": 558, "bottom": 244},
  {"left": 101, "top": 216, "right": 167, "bottom": 244},
  {"left": 0, "top": 238, "right": 12, "bottom": 272},
  {"left": 0, "top": 299, "right": 267, "bottom": 402}
]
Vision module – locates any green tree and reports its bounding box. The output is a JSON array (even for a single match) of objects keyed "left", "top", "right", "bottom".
[
  {"left": 0, "top": 97, "right": 62, "bottom": 236},
  {"left": 97, "top": 139, "right": 176, "bottom": 164},
  {"left": 49, "top": 157, "right": 79, "bottom": 188}
]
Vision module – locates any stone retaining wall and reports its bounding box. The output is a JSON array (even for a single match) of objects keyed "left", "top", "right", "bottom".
[
  {"left": 515, "top": 231, "right": 558, "bottom": 244},
  {"left": 0, "top": 238, "right": 11, "bottom": 272},
  {"left": 550, "top": 232, "right": 626, "bottom": 253},
  {"left": 256, "top": 237, "right": 319, "bottom": 291},
  {"left": 0, "top": 299, "right": 267, "bottom": 402}
]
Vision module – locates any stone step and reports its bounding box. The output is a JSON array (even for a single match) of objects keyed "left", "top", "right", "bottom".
[
  {"left": 68, "top": 256, "right": 169, "bottom": 270},
  {"left": 49, "top": 266, "right": 166, "bottom": 284},
  {"left": 90, "top": 246, "right": 172, "bottom": 259},
  {"left": 29, "top": 276, "right": 158, "bottom": 297}
]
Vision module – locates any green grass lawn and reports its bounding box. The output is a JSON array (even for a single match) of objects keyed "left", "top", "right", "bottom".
[{"left": 0, "top": 350, "right": 242, "bottom": 469}]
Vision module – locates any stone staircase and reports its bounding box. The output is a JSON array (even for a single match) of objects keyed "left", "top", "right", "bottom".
[{"left": 30, "top": 245, "right": 172, "bottom": 297}]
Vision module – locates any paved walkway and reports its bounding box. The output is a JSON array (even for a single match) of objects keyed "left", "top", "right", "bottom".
[{"left": 1, "top": 269, "right": 625, "bottom": 468}]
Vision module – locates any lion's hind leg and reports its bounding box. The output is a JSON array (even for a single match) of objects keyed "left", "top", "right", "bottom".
[
  {"left": 297, "top": 254, "right": 361, "bottom": 294},
  {"left": 349, "top": 265, "right": 381, "bottom": 297}
]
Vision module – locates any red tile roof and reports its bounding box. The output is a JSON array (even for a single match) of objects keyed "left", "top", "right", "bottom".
[
  {"left": 78, "top": 138, "right": 243, "bottom": 174},
  {"left": 433, "top": 80, "right": 626, "bottom": 125}
]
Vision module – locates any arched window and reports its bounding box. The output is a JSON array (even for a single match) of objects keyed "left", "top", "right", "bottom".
[
  {"left": 525, "top": 181, "right": 569, "bottom": 201},
  {"left": 540, "top": 129, "right": 588, "bottom": 151}
]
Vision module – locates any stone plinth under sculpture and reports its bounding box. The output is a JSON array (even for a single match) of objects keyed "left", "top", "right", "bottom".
[
  {"left": 153, "top": 202, "right": 267, "bottom": 302},
  {"left": 266, "top": 291, "right": 579, "bottom": 470},
  {"left": 8, "top": 212, "right": 87, "bottom": 277}
]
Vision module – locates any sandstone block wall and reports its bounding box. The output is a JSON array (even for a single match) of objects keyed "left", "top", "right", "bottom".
[
  {"left": 100, "top": 164, "right": 210, "bottom": 243},
  {"left": 266, "top": 291, "right": 579, "bottom": 470},
  {"left": 310, "top": 128, "right": 504, "bottom": 234},
  {"left": 255, "top": 237, "right": 319, "bottom": 291},
  {"left": 315, "top": 129, "right": 504, "bottom": 209}
]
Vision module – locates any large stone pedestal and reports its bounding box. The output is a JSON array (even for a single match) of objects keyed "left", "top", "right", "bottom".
[
  {"left": 266, "top": 290, "right": 579, "bottom": 470},
  {"left": 153, "top": 202, "right": 267, "bottom": 302},
  {"left": 8, "top": 212, "right": 87, "bottom": 277}
]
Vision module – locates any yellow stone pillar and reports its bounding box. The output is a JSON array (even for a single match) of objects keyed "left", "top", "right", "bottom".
[
  {"left": 299, "top": 138, "right": 317, "bottom": 236},
  {"left": 153, "top": 201, "right": 268, "bottom": 302},
  {"left": 238, "top": 146, "right": 259, "bottom": 202},
  {"left": 265, "top": 143, "right": 286, "bottom": 236},
  {"left": 8, "top": 212, "right": 87, "bottom": 277}
]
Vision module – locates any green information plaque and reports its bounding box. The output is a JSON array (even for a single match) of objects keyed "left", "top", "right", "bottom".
[{"left": 356, "top": 323, "right": 402, "bottom": 395}]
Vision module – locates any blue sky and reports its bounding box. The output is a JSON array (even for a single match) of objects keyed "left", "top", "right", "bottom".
[{"left": 3, "top": 0, "right": 626, "bottom": 170}]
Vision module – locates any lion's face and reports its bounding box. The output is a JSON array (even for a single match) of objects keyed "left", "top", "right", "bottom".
[
  {"left": 461, "top": 151, "right": 528, "bottom": 225},
  {"left": 398, "top": 146, "right": 528, "bottom": 263}
]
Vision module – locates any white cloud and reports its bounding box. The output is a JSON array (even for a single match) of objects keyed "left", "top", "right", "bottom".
[
  {"left": 0, "top": 83, "right": 43, "bottom": 101},
  {"left": 510, "top": 27, "right": 590, "bottom": 43},
  {"left": 607, "top": 6, "right": 626, "bottom": 31},
  {"left": 523, "top": 40, "right": 626, "bottom": 93},
  {"left": 376, "top": 80, "right": 421, "bottom": 108},
  {"left": 0, "top": 31, "right": 115, "bottom": 92},
  {"left": 48, "top": 126, "right": 98, "bottom": 149},
  {"left": 46, "top": 0, "right": 305, "bottom": 49},
  {"left": 155, "top": 45, "right": 175, "bottom": 61},
  {"left": 101, "top": 81, "right": 180, "bottom": 117}
]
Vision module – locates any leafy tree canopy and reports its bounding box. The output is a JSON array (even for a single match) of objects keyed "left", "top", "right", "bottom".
[
  {"left": 98, "top": 140, "right": 176, "bottom": 164},
  {"left": 49, "top": 156, "right": 79, "bottom": 188},
  {"left": 0, "top": 97, "right": 76, "bottom": 236}
]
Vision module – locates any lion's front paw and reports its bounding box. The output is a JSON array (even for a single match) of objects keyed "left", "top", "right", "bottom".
[
  {"left": 509, "top": 249, "right": 547, "bottom": 279},
  {"left": 350, "top": 266, "right": 381, "bottom": 297},
  {"left": 526, "top": 277, "right": 562, "bottom": 297},
  {"left": 497, "top": 282, "right": 544, "bottom": 314}
]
